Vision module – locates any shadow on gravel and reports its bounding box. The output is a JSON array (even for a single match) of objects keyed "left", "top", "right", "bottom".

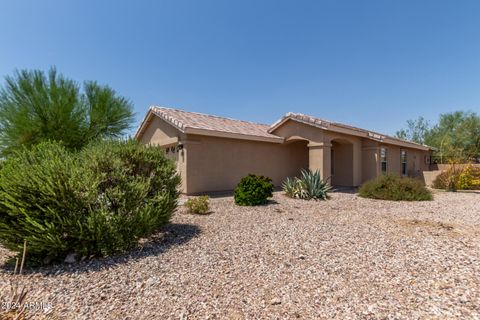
[
  {"left": 0, "top": 223, "right": 201, "bottom": 276},
  {"left": 331, "top": 187, "right": 358, "bottom": 194}
]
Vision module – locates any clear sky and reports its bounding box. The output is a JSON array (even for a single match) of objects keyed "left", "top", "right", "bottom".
[{"left": 1, "top": 0, "right": 479, "bottom": 136}]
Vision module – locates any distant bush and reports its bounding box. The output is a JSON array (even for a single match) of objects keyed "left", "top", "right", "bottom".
[
  {"left": 432, "top": 170, "right": 456, "bottom": 191},
  {"left": 234, "top": 174, "right": 273, "bottom": 206},
  {"left": 358, "top": 174, "right": 432, "bottom": 201},
  {"left": 457, "top": 165, "right": 480, "bottom": 190},
  {"left": 0, "top": 140, "right": 180, "bottom": 265},
  {"left": 185, "top": 196, "right": 210, "bottom": 214},
  {"left": 282, "top": 169, "right": 331, "bottom": 200},
  {"left": 432, "top": 164, "right": 480, "bottom": 191}
]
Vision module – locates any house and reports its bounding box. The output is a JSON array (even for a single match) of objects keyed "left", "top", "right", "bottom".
[{"left": 135, "top": 106, "right": 433, "bottom": 194}]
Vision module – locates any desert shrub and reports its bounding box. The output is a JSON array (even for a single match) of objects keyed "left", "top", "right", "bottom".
[
  {"left": 234, "top": 174, "right": 273, "bottom": 206},
  {"left": 432, "top": 164, "right": 480, "bottom": 191},
  {"left": 431, "top": 170, "right": 454, "bottom": 190},
  {"left": 185, "top": 196, "right": 210, "bottom": 214},
  {"left": 0, "top": 140, "right": 180, "bottom": 265},
  {"left": 358, "top": 173, "right": 432, "bottom": 201},
  {"left": 282, "top": 169, "right": 331, "bottom": 200},
  {"left": 457, "top": 165, "right": 480, "bottom": 190}
]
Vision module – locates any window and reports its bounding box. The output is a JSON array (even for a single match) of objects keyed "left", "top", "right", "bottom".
[
  {"left": 380, "top": 147, "right": 387, "bottom": 173},
  {"left": 164, "top": 145, "right": 178, "bottom": 161},
  {"left": 401, "top": 150, "right": 407, "bottom": 176}
]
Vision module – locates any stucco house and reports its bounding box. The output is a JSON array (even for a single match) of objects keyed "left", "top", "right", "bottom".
[{"left": 136, "top": 106, "right": 433, "bottom": 194}]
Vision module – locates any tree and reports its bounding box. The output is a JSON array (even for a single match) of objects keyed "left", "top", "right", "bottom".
[
  {"left": 396, "top": 111, "right": 480, "bottom": 163},
  {"left": 0, "top": 68, "right": 134, "bottom": 156},
  {"left": 395, "top": 117, "right": 431, "bottom": 144},
  {"left": 427, "top": 111, "right": 480, "bottom": 163}
]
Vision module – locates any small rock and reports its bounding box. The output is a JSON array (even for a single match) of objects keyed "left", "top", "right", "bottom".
[
  {"left": 64, "top": 253, "right": 77, "bottom": 264},
  {"left": 270, "top": 298, "right": 282, "bottom": 305}
]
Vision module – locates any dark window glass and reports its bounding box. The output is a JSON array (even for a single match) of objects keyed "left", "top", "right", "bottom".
[
  {"left": 381, "top": 147, "right": 388, "bottom": 173},
  {"left": 401, "top": 150, "right": 407, "bottom": 175}
]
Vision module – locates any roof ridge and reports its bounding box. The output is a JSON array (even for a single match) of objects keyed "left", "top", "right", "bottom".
[
  {"left": 151, "top": 105, "right": 271, "bottom": 127},
  {"left": 275, "top": 111, "right": 430, "bottom": 148}
]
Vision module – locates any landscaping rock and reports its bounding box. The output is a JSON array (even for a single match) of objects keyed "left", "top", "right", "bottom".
[{"left": 0, "top": 191, "right": 479, "bottom": 319}]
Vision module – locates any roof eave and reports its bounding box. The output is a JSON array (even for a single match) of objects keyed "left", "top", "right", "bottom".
[
  {"left": 134, "top": 108, "right": 155, "bottom": 140},
  {"left": 184, "top": 127, "right": 284, "bottom": 143}
]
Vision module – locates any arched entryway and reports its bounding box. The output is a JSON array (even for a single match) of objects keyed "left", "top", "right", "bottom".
[{"left": 330, "top": 138, "right": 354, "bottom": 187}]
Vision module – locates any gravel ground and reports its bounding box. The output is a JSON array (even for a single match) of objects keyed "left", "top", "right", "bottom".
[{"left": 1, "top": 190, "right": 479, "bottom": 319}]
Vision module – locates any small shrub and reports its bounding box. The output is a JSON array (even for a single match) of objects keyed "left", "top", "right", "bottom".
[
  {"left": 358, "top": 173, "right": 432, "bottom": 201},
  {"left": 0, "top": 140, "right": 180, "bottom": 265},
  {"left": 282, "top": 169, "right": 331, "bottom": 200},
  {"left": 282, "top": 177, "right": 301, "bottom": 198},
  {"left": 431, "top": 170, "right": 453, "bottom": 190},
  {"left": 185, "top": 196, "right": 210, "bottom": 214},
  {"left": 234, "top": 174, "right": 273, "bottom": 206}
]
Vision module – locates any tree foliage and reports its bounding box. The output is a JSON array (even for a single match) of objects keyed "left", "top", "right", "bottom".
[
  {"left": 396, "top": 111, "right": 480, "bottom": 163},
  {"left": 0, "top": 68, "right": 134, "bottom": 156},
  {"left": 0, "top": 140, "right": 180, "bottom": 264},
  {"left": 395, "top": 117, "right": 430, "bottom": 145}
]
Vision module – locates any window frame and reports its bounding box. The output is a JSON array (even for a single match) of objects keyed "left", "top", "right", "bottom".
[
  {"left": 380, "top": 147, "right": 388, "bottom": 173},
  {"left": 400, "top": 150, "right": 407, "bottom": 176}
]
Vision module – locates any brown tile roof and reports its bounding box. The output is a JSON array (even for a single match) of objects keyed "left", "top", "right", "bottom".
[
  {"left": 137, "top": 106, "right": 430, "bottom": 150},
  {"left": 149, "top": 106, "right": 283, "bottom": 141},
  {"left": 269, "top": 112, "right": 431, "bottom": 149}
]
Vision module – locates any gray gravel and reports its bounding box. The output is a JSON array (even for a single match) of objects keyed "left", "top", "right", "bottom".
[{"left": 1, "top": 190, "right": 479, "bottom": 319}]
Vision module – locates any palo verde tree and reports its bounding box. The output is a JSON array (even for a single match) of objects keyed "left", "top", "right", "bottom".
[{"left": 0, "top": 68, "right": 134, "bottom": 156}]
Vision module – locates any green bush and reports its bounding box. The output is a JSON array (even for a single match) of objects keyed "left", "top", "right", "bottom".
[
  {"left": 282, "top": 169, "right": 331, "bottom": 200},
  {"left": 185, "top": 196, "right": 210, "bottom": 214},
  {"left": 234, "top": 174, "right": 273, "bottom": 206},
  {"left": 0, "top": 140, "right": 180, "bottom": 264},
  {"left": 358, "top": 174, "right": 432, "bottom": 201}
]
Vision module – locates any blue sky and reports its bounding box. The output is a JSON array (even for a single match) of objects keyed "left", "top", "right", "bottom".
[{"left": 1, "top": 0, "right": 480, "bottom": 136}]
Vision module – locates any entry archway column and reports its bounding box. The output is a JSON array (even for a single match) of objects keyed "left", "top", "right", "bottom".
[{"left": 308, "top": 142, "right": 332, "bottom": 182}]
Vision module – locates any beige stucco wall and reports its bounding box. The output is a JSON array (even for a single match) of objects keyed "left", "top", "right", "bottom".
[
  {"left": 138, "top": 116, "right": 188, "bottom": 192},
  {"left": 331, "top": 141, "right": 353, "bottom": 186},
  {"left": 272, "top": 120, "right": 363, "bottom": 186},
  {"left": 358, "top": 138, "right": 432, "bottom": 184},
  {"left": 184, "top": 135, "right": 308, "bottom": 194},
  {"left": 361, "top": 139, "right": 379, "bottom": 184},
  {"left": 137, "top": 115, "right": 433, "bottom": 193},
  {"left": 378, "top": 144, "right": 430, "bottom": 178},
  {"left": 139, "top": 116, "right": 185, "bottom": 146}
]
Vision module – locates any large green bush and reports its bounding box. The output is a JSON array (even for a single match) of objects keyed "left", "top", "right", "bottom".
[
  {"left": 0, "top": 140, "right": 180, "bottom": 264},
  {"left": 358, "top": 174, "right": 432, "bottom": 201},
  {"left": 234, "top": 174, "right": 273, "bottom": 206}
]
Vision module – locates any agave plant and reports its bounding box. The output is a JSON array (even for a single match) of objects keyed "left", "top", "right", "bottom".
[
  {"left": 282, "top": 169, "right": 332, "bottom": 200},
  {"left": 298, "top": 169, "right": 332, "bottom": 200},
  {"left": 282, "top": 177, "right": 299, "bottom": 198}
]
